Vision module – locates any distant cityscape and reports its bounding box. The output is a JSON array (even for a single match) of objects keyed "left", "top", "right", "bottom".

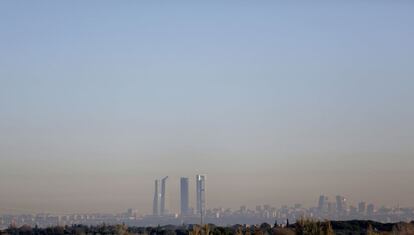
[{"left": 1, "top": 175, "right": 414, "bottom": 228}]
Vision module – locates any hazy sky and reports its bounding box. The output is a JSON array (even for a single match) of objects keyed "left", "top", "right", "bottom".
[{"left": 0, "top": 1, "right": 413, "bottom": 214}]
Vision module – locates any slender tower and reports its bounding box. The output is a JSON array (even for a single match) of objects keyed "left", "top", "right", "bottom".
[
  {"left": 196, "top": 174, "right": 206, "bottom": 223},
  {"left": 160, "top": 176, "right": 169, "bottom": 215},
  {"left": 152, "top": 179, "right": 160, "bottom": 216},
  {"left": 180, "top": 177, "right": 190, "bottom": 216}
]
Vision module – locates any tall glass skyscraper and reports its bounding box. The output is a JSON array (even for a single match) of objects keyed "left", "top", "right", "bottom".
[
  {"left": 180, "top": 177, "right": 189, "bottom": 216},
  {"left": 152, "top": 179, "right": 160, "bottom": 216},
  {"left": 160, "top": 176, "right": 168, "bottom": 215},
  {"left": 196, "top": 174, "right": 206, "bottom": 216}
]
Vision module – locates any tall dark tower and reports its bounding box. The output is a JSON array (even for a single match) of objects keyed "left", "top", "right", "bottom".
[
  {"left": 153, "top": 179, "right": 160, "bottom": 216},
  {"left": 180, "top": 177, "right": 190, "bottom": 216},
  {"left": 160, "top": 176, "right": 168, "bottom": 215}
]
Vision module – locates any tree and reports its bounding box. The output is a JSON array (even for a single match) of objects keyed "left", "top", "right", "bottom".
[
  {"left": 296, "top": 218, "right": 324, "bottom": 235},
  {"left": 323, "top": 221, "right": 335, "bottom": 235},
  {"left": 260, "top": 223, "right": 272, "bottom": 234},
  {"left": 203, "top": 224, "right": 211, "bottom": 235},
  {"left": 273, "top": 227, "right": 295, "bottom": 235},
  {"left": 366, "top": 224, "right": 379, "bottom": 235},
  {"left": 114, "top": 224, "right": 130, "bottom": 235},
  {"left": 189, "top": 225, "right": 201, "bottom": 235}
]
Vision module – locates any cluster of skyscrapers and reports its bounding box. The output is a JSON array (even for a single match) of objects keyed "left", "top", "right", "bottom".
[
  {"left": 318, "top": 195, "right": 350, "bottom": 215},
  {"left": 318, "top": 195, "right": 348, "bottom": 215},
  {"left": 317, "top": 194, "right": 375, "bottom": 217},
  {"left": 152, "top": 175, "right": 206, "bottom": 218}
]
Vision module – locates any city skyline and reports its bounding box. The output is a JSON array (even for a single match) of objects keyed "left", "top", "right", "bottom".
[
  {"left": 4, "top": 173, "right": 413, "bottom": 216},
  {"left": 150, "top": 176, "right": 411, "bottom": 219},
  {"left": 2, "top": 193, "right": 414, "bottom": 229},
  {"left": 1, "top": 178, "right": 413, "bottom": 216}
]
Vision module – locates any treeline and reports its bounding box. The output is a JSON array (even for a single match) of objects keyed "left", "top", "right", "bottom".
[{"left": 1, "top": 219, "right": 414, "bottom": 235}]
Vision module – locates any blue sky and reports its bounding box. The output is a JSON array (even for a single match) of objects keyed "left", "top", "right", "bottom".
[{"left": 0, "top": 1, "right": 413, "bottom": 213}]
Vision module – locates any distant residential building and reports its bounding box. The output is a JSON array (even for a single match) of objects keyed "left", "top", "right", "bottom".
[
  {"left": 180, "top": 177, "right": 190, "bottom": 216},
  {"left": 358, "top": 201, "right": 367, "bottom": 214},
  {"left": 240, "top": 205, "right": 247, "bottom": 214},
  {"left": 127, "top": 208, "right": 133, "bottom": 217},
  {"left": 349, "top": 206, "right": 358, "bottom": 216},
  {"left": 328, "top": 202, "right": 336, "bottom": 214},
  {"left": 367, "top": 203, "right": 375, "bottom": 216},
  {"left": 294, "top": 203, "right": 302, "bottom": 209},
  {"left": 318, "top": 195, "right": 329, "bottom": 213},
  {"left": 336, "top": 195, "right": 347, "bottom": 214}
]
